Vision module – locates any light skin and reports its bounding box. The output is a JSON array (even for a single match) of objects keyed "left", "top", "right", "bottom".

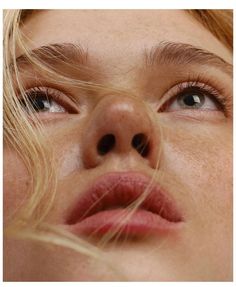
[{"left": 4, "top": 10, "right": 232, "bottom": 281}]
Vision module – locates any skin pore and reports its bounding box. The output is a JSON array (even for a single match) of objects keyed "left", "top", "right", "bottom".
[{"left": 4, "top": 10, "right": 232, "bottom": 281}]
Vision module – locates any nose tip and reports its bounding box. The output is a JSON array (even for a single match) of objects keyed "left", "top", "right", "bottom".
[{"left": 81, "top": 95, "right": 159, "bottom": 168}]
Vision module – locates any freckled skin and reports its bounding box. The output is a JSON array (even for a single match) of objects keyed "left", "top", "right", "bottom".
[{"left": 4, "top": 10, "right": 232, "bottom": 281}]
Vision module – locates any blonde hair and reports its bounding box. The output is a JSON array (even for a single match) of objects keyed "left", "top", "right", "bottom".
[
  {"left": 3, "top": 9, "right": 233, "bottom": 278},
  {"left": 188, "top": 9, "right": 233, "bottom": 51}
]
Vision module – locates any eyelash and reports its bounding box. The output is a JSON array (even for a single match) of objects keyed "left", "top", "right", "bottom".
[
  {"left": 158, "top": 77, "right": 228, "bottom": 114},
  {"left": 21, "top": 86, "right": 79, "bottom": 114}
]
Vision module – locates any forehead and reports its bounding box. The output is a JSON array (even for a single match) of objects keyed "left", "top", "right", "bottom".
[{"left": 21, "top": 10, "right": 232, "bottom": 68}]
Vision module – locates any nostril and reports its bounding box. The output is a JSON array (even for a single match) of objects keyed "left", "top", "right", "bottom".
[
  {"left": 132, "top": 133, "right": 149, "bottom": 157},
  {"left": 97, "top": 134, "right": 116, "bottom": 155}
]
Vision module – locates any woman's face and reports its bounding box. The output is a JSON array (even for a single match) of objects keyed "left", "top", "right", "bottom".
[{"left": 4, "top": 10, "right": 232, "bottom": 281}]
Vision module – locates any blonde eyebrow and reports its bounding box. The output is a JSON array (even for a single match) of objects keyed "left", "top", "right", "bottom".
[
  {"left": 144, "top": 41, "right": 232, "bottom": 76},
  {"left": 15, "top": 42, "right": 88, "bottom": 67}
]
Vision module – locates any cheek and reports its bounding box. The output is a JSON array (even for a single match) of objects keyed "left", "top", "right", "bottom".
[
  {"left": 161, "top": 122, "right": 232, "bottom": 218},
  {"left": 3, "top": 149, "right": 31, "bottom": 222},
  {"left": 44, "top": 123, "right": 84, "bottom": 178},
  {"left": 55, "top": 144, "right": 83, "bottom": 178}
]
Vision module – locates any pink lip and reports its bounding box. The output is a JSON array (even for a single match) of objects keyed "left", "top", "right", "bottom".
[{"left": 66, "top": 172, "right": 184, "bottom": 238}]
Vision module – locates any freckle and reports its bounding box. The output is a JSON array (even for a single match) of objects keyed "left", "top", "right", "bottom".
[{"left": 23, "top": 177, "right": 33, "bottom": 190}]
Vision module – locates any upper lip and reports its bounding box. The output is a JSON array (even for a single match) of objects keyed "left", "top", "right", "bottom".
[{"left": 66, "top": 172, "right": 183, "bottom": 225}]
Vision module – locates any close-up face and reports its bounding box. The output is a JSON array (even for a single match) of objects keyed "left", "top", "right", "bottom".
[{"left": 3, "top": 10, "right": 233, "bottom": 281}]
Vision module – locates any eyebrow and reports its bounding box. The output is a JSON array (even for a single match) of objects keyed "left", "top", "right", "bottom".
[
  {"left": 15, "top": 41, "right": 232, "bottom": 77},
  {"left": 15, "top": 43, "right": 88, "bottom": 67},
  {"left": 145, "top": 41, "right": 232, "bottom": 76}
]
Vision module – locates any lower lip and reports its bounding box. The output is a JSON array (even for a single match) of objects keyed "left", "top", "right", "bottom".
[{"left": 68, "top": 209, "right": 182, "bottom": 238}]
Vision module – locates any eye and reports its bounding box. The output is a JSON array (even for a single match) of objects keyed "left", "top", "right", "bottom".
[
  {"left": 159, "top": 82, "right": 224, "bottom": 113},
  {"left": 20, "top": 87, "right": 78, "bottom": 114},
  {"left": 167, "top": 88, "right": 218, "bottom": 111}
]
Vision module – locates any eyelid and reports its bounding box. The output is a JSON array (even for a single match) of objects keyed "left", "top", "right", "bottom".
[
  {"left": 23, "top": 86, "right": 80, "bottom": 114},
  {"left": 157, "top": 81, "right": 226, "bottom": 113}
]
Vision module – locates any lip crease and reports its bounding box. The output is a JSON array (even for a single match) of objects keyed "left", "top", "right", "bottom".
[{"left": 66, "top": 172, "right": 184, "bottom": 238}]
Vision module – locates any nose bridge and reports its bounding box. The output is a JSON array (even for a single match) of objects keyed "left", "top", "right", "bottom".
[{"left": 81, "top": 95, "right": 160, "bottom": 169}]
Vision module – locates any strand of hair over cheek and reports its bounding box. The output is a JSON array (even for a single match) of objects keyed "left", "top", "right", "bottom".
[
  {"left": 6, "top": 222, "right": 128, "bottom": 280},
  {"left": 4, "top": 10, "right": 58, "bottom": 232}
]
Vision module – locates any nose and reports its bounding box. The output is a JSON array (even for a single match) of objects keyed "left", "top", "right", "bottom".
[{"left": 81, "top": 95, "right": 160, "bottom": 169}]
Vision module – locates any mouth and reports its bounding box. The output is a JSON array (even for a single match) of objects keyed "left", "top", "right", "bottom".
[{"left": 66, "top": 172, "right": 184, "bottom": 238}]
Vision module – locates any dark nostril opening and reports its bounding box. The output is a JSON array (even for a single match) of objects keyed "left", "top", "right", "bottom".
[
  {"left": 97, "top": 134, "right": 116, "bottom": 155},
  {"left": 132, "top": 133, "right": 150, "bottom": 157}
]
